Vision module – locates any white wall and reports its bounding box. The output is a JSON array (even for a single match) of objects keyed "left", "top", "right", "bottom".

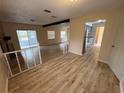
[
  {"left": 0, "top": 55, "right": 8, "bottom": 93},
  {"left": 108, "top": 14, "right": 124, "bottom": 81},
  {"left": 69, "top": 10, "right": 124, "bottom": 81},
  {"left": 1, "top": 22, "right": 70, "bottom": 51},
  {"left": 69, "top": 17, "right": 84, "bottom": 55},
  {"left": 0, "top": 22, "right": 8, "bottom": 93},
  {"left": 1, "top": 22, "right": 42, "bottom": 50},
  {"left": 41, "top": 24, "right": 69, "bottom": 45},
  {"left": 69, "top": 10, "right": 123, "bottom": 62}
]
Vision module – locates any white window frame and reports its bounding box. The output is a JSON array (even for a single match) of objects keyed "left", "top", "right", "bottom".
[
  {"left": 16, "top": 30, "right": 38, "bottom": 49},
  {"left": 47, "top": 31, "right": 55, "bottom": 39}
]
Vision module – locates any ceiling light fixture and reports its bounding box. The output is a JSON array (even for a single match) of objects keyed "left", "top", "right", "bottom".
[{"left": 71, "top": 0, "right": 77, "bottom": 2}]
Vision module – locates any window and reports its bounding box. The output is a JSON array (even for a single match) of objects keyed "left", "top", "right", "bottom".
[
  {"left": 17, "top": 30, "right": 38, "bottom": 49},
  {"left": 47, "top": 31, "right": 55, "bottom": 39},
  {"left": 61, "top": 31, "right": 67, "bottom": 42}
]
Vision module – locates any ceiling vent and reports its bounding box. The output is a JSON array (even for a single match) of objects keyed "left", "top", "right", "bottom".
[
  {"left": 30, "top": 19, "right": 35, "bottom": 22},
  {"left": 44, "top": 9, "right": 52, "bottom": 13}
]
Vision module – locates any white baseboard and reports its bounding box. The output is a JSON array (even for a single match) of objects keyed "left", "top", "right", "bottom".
[
  {"left": 108, "top": 63, "right": 120, "bottom": 81},
  {"left": 69, "top": 50, "right": 82, "bottom": 56},
  {"left": 98, "top": 59, "right": 120, "bottom": 80}
]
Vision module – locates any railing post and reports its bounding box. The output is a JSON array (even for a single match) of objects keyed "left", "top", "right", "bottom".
[
  {"left": 63, "top": 45, "right": 65, "bottom": 55},
  {"left": 66, "top": 42, "right": 69, "bottom": 54},
  {"left": 24, "top": 50, "right": 29, "bottom": 69},
  {"left": 31, "top": 48, "right": 37, "bottom": 66},
  {"left": 38, "top": 46, "right": 42, "bottom": 64},
  {"left": 65, "top": 44, "right": 67, "bottom": 54},
  {"left": 4, "top": 54, "right": 13, "bottom": 77},
  {"left": 63, "top": 43, "right": 68, "bottom": 55},
  {"left": 15, "top": 52, "right": 22, "bottom": 72},
  {"left": 2, "top": 45, "right": 43, "bottom": 78}
]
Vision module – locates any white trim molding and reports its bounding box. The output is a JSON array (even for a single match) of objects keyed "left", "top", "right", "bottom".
[{"left": 69, "top": 50, "right": 82, "bottom": 56}]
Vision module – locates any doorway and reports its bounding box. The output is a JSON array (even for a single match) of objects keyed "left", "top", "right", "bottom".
[
  {"left": 17, "top": 30, "right": 38, "bottom": 49},
  {"left": 83, "top": 19, "right": 106, "bottom": 54}
]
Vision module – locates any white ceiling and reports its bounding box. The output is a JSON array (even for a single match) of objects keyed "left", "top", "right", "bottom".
[{"left": 0, "top": 0, "right": 124, "bottom": 25}]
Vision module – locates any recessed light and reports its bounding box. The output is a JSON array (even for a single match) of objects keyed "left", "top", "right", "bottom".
[{"left": 44, "top": 9, "right": 52, "bottom": 13}]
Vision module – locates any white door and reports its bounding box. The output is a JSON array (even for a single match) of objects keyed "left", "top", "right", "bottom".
[{"left": 110, "top": 18, "right": 124, "bottom": 80}]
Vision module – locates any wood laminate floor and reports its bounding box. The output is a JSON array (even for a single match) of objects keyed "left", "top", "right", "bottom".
[
  {"left": 8, "top": 46, "right": 120, "bottom": 93},
  {"left": 8, "top": 43, "right": 66, "bottom": 75}
]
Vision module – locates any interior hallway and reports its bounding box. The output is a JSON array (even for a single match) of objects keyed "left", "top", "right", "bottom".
[{"left": 8, "top": 45, "right": 120, "bottom": 93}]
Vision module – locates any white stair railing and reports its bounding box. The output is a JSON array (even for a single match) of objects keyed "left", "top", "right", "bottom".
[
  {"left": 2, "top": 45, "right": 42, "bottom": 78},
  {"left": 2, "top": 43, "right": 68, "bottom": 78}
]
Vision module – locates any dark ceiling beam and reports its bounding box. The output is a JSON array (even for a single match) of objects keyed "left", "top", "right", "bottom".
[{"left": 42, "top": 19, "right": 70, "bottom": 27}]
